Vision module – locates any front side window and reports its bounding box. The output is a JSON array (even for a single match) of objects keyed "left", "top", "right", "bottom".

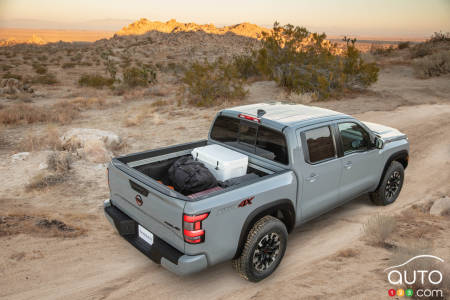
[
  {"left": 338, "top": 122, "right": 370, "bottom": 154},
  {"left": 304, "top": 126, "right": 336, "bottom": 163}
]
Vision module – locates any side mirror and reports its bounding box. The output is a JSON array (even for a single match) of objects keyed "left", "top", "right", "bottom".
[{"left": 375, "top": 137, "right": 384, "bottom": 149}]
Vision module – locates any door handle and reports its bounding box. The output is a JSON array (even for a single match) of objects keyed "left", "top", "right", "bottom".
[
  {"left": 306, "top": 173, "right": 318, "bottom": 183},
  {"left": 344, "top": 161, "right": 353, "bottom": 169}
]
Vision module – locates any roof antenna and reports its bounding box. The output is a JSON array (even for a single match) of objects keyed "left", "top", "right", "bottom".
[{"left": 257, "top": 109, "right": 266, "bottom": 118}]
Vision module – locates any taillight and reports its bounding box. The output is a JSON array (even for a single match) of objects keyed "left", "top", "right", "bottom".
[
  {"left": 183, "top": 213, "right": 209, "bottom": 244},
  {"left": 238, "top": 113, "right": 260, "bottom": 123}
]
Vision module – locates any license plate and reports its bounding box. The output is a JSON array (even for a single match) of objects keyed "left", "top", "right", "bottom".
[{"left": 138, "top": 225, "right": 154, "bottom": 245}]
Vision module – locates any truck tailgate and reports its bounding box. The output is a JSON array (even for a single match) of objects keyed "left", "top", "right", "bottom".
[{"left": 108, "top": 162, "right": 186, "bottom": 252}]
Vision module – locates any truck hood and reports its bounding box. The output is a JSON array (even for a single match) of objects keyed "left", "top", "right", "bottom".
[{"left": 362, "top": 121, "right": 407, "bottom": 143}]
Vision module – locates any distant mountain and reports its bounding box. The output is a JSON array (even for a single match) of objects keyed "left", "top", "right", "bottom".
[{"left": 116, "top": 18, "right": 271, "bottom": 39}]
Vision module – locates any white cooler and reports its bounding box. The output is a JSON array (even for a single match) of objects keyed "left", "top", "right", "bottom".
[{"left": 191, "top": 144, "right": 248, "bottom": 182}]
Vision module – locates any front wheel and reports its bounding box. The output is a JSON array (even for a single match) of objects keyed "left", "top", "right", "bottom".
[
  {"left": 232, "top": 215, "right": 288, "bottom": 282},
  {"left": 370, "top": 161, "right": 404, "bottom": 206}
]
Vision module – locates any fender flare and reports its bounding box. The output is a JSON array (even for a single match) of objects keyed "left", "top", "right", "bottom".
[
  {"left": 376, "top": 150, "right": 408, "bottom": 190},
  {"left": 233, "top": 199, "right": 295, "bottom": 259}
]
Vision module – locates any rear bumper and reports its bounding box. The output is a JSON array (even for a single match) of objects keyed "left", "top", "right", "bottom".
[{"left": 103, "top": 199, "right": 207, "bottom": 275}]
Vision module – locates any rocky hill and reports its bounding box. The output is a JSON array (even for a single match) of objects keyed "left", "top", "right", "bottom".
[{"left": 116, "top": 18, "right": 270, "bottom": 39}]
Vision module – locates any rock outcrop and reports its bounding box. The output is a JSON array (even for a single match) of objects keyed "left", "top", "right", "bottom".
[{"left": 60, "top": 128, "right": 121, "bottom": 163}]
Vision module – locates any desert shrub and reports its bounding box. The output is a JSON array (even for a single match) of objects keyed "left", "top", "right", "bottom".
[
  {"left": 62, "top": 62, "right": 76, "bottom": 69},
  {"left": 2, "top": 72, "right": 22, "bottom": 80},
  {"left": 68, "top": 97, "right": 107, "bottom": 109},
  {"left": 78, "top": 74, "right": 114, "bottom": 88},
  {"left": 71, "top": 53, "right": 83, "bottom": 62},
  {"left": 0, "top": 103, "right": 78, "bottom": 125},
  {"left": 32, "top": 63, "right": 47, "bottom": 74},
  {"left": 371, "top": 44, "right": 395, "bottom": 56},
  {"left": 363, "top": 214, "right": 396, "bottom": 247},
  {"left": 123, "top": 66, "right": 156, "bottom": 87},
  {"left": 31, "top": 73, "right": 58, "bottom": 85},
  {"left": 182, "top": 58, "right": 248, "bottom": 106},
  {"left": 429, "top": 31, "right": 450, "bottom": 43},
  {"left": 232, "top": 54, "right": 259, "bottom": 79},
  {"left": 26, "top": 172, "right": 68, "bottom": 191},
  {"left": 397, "top": 41, "right": 410, "bottom": 49},
  {"left": 1, "top": 64, "right": 13, "bottom": 71},
  {"left": 47, "top": 152, "right": 72, "bottom": 173},
  {"left": 251, "top": 23, "right": 379, "bottom": 99},
  {"left": 413, "top": 51, "right": 450, "bottom": 78},
  {"left": 105, "top": 58, "right": 117, "bottom": 79},
  {"left": 410, "top": 43, "right": 433, "bottom": 58},
  {"left": 37, "top": 55, "right": 48, "bottom": 62},
  {"left": 19, "top": 127, "right": 62, "bottom": 151}
]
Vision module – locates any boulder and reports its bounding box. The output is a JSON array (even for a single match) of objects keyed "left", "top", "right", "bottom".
[
  {"left": 11, "top": 152, "right": 30, "bottom": 162},
  {"left": 430, "top": 196, "right": 450, "bottom": 216},
  {"left": 60, "top": 128, "right": 121, "bottom": 163}
]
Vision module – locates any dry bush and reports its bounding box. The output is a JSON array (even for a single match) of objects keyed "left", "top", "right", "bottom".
[
  {"left": 123, "top": 66, "right": 157, "bottom": 87},
  {"left": 19, "top": 127, "right": 61, "bottom": 151},
  {"left": 47, "top": 152, "right": 72, "bottom": 173},
  {"left": 68, "top": 97, "right": 107, "bottom": 109},
  {"left": 61, "top": 62, "right": 76, "bottom": 69},
  {"left": 78, "top": 73, "right": 114, "bottom": 89},
  {"left": 332, "top": 248, "right": 360, "bottom": 261},
  {"left": 26, "top": 172, "right": 69, "bottom": 191},
  {"left": 413, "top": 51, "right": 450, "bottom": 78},
  {"left": 0, "top": 214, "right": 84, "bottom": 238},
  {"left": 0, "top": 103, "right": 79, "bottom": 126},
  {"left": 32, "top": 63, "right": 47, "bottom": 74},
  {"left": 30, "top": 73, "right": 58, "bottom": 85},
  {"left": 363, "top": 214, "right": 396, "bottom": 247},
  {"left": 151, "top": 99, "right": 167, "bottom": 107}
]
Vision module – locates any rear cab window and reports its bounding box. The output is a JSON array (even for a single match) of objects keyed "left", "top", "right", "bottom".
[
  {"left": 210, "top": 115, "right": 289, "bottom": 165},
  {"left": 301, "top": 126, "right": 336, "bottom": 164}
]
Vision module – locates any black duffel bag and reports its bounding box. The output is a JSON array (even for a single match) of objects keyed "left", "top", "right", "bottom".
[{"left": 168, "top": 156, "right": 217, "bottom": 195}]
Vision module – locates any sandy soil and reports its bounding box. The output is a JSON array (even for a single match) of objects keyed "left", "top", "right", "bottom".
[{"left": 0, "top": 62, "right": 449, "bottom": 299}]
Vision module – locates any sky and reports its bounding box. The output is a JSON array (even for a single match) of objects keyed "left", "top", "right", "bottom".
[{"left": 0, "top": 0, "right": 449, "bottom": 37}]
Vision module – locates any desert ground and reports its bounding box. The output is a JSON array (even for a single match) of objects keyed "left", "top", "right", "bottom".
[{"left": 0, "top": 20, "right": 449, "bottom": 300}]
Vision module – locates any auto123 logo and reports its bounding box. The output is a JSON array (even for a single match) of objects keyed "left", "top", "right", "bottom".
[{"left": 385, "top": 255, "right": 445, "bottom": 298}]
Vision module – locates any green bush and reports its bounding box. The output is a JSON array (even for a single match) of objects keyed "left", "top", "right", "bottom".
[
  {"left": 250, "top": 23, "right": 379, "bottom": 99},
  {"left": 123, "top": 66, "right": 156, "bottom": 87},
  {"left": 182, "top": 58, "right": 248, "bottom": 106},
  {"left": 232, "top": 55, "right": 259, "bottom": 79},
  {"left": 78, "top": 74, "right": 114, "bottom": 88}
]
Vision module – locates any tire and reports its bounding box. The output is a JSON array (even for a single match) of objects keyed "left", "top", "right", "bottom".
[
  {"left": 232, "top": 215, "right": 288, "bottom": 282},
  {"left": 370, "top": 161, "right": 404, "bottom": 206}
]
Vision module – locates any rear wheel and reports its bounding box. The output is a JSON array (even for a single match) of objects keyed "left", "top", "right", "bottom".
[
  {"left": 370, "top": 161, "right": 404, "bottom": 206},
  {"left": 232, "top": 215, "right": 287, "bottom": 282}
]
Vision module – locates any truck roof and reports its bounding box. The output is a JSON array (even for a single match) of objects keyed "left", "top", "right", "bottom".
[{"left": 222, "top": 102, "right": 350, "bottom": 129}]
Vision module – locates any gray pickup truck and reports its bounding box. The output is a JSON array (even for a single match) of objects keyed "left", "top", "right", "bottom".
[{"left": 104, "top": 103, "right": 409, "bottom": 282}]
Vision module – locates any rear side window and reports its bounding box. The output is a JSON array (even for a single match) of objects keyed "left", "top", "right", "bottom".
[
  {"left": 210, "top": 116, "right": 289, "bottom": 164},
  {"left": 304, "top": 126, "right": 336, "bottom": 163}
]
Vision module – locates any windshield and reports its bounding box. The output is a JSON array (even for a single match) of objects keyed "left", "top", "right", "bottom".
[{"left": 210, "top": 115, "right": 289, "bottom": 165}]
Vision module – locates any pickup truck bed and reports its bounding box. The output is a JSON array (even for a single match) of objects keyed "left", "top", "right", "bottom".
[{"left": 106, "top": 139, "right": 292, "bottom": 274}]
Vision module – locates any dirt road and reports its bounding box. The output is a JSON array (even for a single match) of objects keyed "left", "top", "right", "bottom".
[{"left": 1, "top": 101, "right": 448, "bottom": 300}]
